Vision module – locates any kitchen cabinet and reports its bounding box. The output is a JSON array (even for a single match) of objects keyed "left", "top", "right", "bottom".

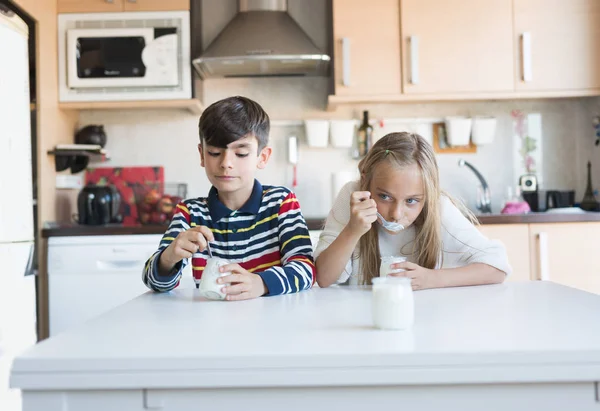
[
  {"left": 400, "top": 0, "right": 514, "bottom": 94},
  {"left": 331, "top": 0, "right": 401, "bottom": 97},
  {"left": 57, "top": 0, "right": 188, "bottom": 13},
  {"left": 528, "top": 222, "right": 600, "bottom": 295},
  {"left": 513, "top": 0, "right": 600, "bottom": 92},
  {"left": 478, "top": 224, "right": 531, "bottom": 282},
  {"left": 122, "top": 0, "right": 189, "bottom": 12}
]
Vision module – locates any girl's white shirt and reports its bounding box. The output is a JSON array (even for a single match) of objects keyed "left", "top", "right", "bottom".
[{"left": 314, "top": 181, "right": 512, "bottom": 285}]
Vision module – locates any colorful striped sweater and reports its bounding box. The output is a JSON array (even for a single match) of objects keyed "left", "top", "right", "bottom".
[{"left": 142, "top": 180, "right": 315, "bottom": 296}]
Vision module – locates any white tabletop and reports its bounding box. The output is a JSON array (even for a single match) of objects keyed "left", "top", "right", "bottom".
[{"left": 10, "top": 282, "right": 600, "bottom": 390}]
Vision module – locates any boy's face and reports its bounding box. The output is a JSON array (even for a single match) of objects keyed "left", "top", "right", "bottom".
[{"left": 198, "top": 135, "right": 271, "bottom": 195}]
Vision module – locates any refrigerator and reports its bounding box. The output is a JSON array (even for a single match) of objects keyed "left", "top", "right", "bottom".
[{"left": 0, "top": 4, "right": 37, "bottom": 411}]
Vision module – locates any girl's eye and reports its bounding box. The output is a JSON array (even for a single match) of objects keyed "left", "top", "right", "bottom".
[
  {"left": 236, "top": 153, "right": 249, "bottom": 158},
  {"left": 378, "top": 193, "right": 391, "bottom": 201},
  {"left": 407, "top": 198, "right": 420, "bottom": 205},
  {"left": 207, "top": 151, "right": 221, "bottom": 157}
]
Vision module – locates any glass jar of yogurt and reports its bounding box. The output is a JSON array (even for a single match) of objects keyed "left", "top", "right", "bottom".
[
  {"left": 198, "top": 257, "right": 231, "bottom": 300},
  {"left": 379, "top": 255, "right": 407, "bottom": 277},
  {"left": 371, "top": 277, "right": 414, "bottom": 330}
]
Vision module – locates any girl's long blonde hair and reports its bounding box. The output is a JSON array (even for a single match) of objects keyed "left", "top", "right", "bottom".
[{"left": 357, "top": 132, "right": 453, "bottom": 285}]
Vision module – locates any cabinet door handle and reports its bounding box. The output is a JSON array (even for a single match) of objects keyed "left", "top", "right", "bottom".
[
  {"left": 127, "top": 0, "right": 137, "bottom": 2},
  {"left": 521, "top": 32, "right": 532, "bottom": 82},
  {"left": 537, "top": 232, "right": 549, "bottom": 281},
  {"left": 341, "top": 37, "right": 350, "bottom": 87},
  {"left": 409, "top": 36, "right": 419, "bottom": 85},
  {"left": 105, "top": 0, "right": 114, "bottom": 3}
]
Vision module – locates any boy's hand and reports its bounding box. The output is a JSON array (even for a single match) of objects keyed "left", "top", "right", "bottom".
[
  {"left": 348, "top": 191, "right": 378, "bottom": 238},
  {"left": 159, "top": 226, "right": 214, "bottom": 273},
  {"left": 217, "top": 263, "right": 267, "bottom": 301}
]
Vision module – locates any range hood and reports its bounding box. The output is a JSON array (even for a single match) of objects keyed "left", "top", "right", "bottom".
[{"left": 192, "top": 0, "right": 330, "bottom": 79}]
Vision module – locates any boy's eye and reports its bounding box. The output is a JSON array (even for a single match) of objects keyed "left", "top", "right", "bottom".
[
  {"left": 236, "top": 153, "right": 249, "bottom": 158},
  {"left": 207, "top": 151, "right": 221, "bottom": 157}
]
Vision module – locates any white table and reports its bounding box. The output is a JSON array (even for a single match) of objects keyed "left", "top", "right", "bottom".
[{"left": 10, "top": 282, "right": 600, "bottom": 411}]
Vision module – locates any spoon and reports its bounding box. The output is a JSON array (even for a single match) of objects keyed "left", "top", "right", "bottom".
[
  {"left": 377, "top": 212, "right": 404, "bottom": 232},
  {"left": 206, "top": 241, "right": 213, "bottom": 258}
]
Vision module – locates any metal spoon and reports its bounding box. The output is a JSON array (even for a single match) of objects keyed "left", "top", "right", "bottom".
[
  {"left": 206, "top": 241, "right": 213, "bottom": 258},
  {"left": 377, "top": 212, "right": 405, "bottom": 232}
]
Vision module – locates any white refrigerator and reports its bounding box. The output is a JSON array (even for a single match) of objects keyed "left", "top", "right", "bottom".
[{"left": 0, "top": 6, "right": 37, "bottom": 411}]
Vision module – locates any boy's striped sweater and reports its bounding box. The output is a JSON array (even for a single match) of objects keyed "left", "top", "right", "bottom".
[{"left": 142, "top": 180, "right": 315, "bottom": 296}]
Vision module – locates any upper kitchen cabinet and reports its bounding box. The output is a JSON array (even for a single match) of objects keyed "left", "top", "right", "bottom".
[
  {"left": 57, "top": 0, "right": 189, "bottom": 13},
  {"left": 514, "top": 0, "right": 600, "bottom": 92},
  {"left": 57, "top": 0, "right": 121, "bottom": 13},
  {"left": 331, "top": 0, "right": 402, "bottom": 97},
  {"left": 400, "top": 0, "right": 514, "bottom": 95},
  {"left": 122, "top": 0, "right": 189, "bottom": 12}
]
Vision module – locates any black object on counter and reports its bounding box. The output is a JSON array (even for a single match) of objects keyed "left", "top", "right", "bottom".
[
  {"left": 580, "top": 161, "right": 600, "bottom": 211},
  {"left": 76, "top": 185, "right": 122, "bottom": 225}
]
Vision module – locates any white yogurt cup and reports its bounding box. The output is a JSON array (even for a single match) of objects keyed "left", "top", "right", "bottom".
[
  {"left": 379, "top": 256, "right": 407, "bottom": 277},
  {"left": 371, "top": 277, "right": 414, "bottom": 330},
  {"left": 198, "top": 257, "right": 231, "bottom": 300}
]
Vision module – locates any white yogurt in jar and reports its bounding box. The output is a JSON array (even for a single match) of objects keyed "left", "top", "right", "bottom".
[
  {"left": 198, "top": 257, "right": 231, "bottom": 300},
  {"left": 371, "top": 277, "right": 414, "bottom": 330},
  {"left": 379, "top": 256, "right": 407, "bottom": 277}
]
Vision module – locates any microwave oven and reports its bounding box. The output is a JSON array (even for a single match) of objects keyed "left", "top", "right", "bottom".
[{"left": 58, "top": 11, "right": 191, "bottom": 102}]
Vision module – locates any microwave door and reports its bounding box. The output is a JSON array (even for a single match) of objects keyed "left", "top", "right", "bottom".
[{"left": 66, "top": 28, "right": 179, "bottom": 89}]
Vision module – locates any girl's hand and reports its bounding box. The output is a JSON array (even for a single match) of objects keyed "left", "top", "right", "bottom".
[
  {"left": 389, "top": 261, "right": 439, "bottom": 291},
  {"left": 217, "top": 264, "right": 267, "bottom": 301},
  {"left": 348, "top": 191, "right": 378, "bottom": 238}
]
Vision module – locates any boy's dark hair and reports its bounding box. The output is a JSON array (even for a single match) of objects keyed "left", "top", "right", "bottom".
[{"left": 198, "top": 96, "right": 270, "bottom": 152}]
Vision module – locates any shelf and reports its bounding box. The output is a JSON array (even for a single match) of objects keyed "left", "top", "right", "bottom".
[
  {"left": 58, "top": 99, "right": 203, "bottom": 115},
  {"left": 327, "top": 89, "right": 600, "bottom": 110}
]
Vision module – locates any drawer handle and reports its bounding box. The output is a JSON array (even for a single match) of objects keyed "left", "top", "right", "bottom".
[{"left": 537, "top": 232, "right": 549, "bottom": 281}]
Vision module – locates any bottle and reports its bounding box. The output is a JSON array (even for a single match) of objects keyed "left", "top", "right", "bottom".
[{"left": 354, "top": 110, "right": 373, "bottom": 159}]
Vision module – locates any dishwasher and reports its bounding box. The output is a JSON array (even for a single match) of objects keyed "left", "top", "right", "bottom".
[{"left": 47, "top": 235, "right": 193, "bottom": 337}]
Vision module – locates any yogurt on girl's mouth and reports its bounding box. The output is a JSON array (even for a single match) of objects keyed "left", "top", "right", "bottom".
[{"left": 198, "top": 257, "right": 231, "bottom": 300}]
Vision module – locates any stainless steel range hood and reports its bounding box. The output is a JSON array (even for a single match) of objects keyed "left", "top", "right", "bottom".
[{"left": 192, "top": 0, "right": 330, "bottom": 79}]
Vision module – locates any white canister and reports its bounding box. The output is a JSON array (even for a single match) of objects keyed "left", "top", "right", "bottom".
[
  {"left": 198, "top": 257, "right": 231, "bottom": 300},
  {"left": 371, "top": 277, "right": 414, "bottom": 330},
  {"left": 304, "top": 119, "right": 330, "bottom": 148},
  {"left": 471, "top": 116, "right": 497, "bottom": 145},
  {"left": 444, "top": 116, "right": 472, "bottom": 146},
  {"left": 379, "top": 256, "right": 407, "bottom": 277},
  {"left": 329, "top": 120, "right": 356, "bottom": 148}
]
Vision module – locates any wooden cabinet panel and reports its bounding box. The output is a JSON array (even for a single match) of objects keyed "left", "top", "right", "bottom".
[
  {"left": 400, "top": 0, "right": 514, "bottom": 94},
  {"left": 529, "top": 223, "right": 600, "bottom": 295},
  {"left": 514, "top": 0, "right": 600, "bottom": 91},
  {"left": 57, "top": 0, "right": 123, "bottom": 13},
  {"left": 122, "top": 0, "right": 189, "bottom": 12},
  {"left": 478, "top": 224, "right": 531, "bottom": 282},
  {"left": 332, "top": 0, "right": 401, "bottom": 96}
]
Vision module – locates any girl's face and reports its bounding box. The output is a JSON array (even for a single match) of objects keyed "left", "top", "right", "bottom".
[{"left": 369, "top": 161, "right": 426, "bottom": 234}]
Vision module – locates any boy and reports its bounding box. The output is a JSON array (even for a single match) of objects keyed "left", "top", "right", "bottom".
[{"left": 142, "top": 96, "right": 315, "bottom": 300}]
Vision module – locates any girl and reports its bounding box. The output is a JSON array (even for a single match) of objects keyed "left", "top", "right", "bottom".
[{"left": 315, "top": 132, "right": 510, "bottom": 289}]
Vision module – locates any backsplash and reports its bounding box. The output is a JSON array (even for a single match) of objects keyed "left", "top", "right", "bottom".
[{"left": 78, "top": 77, "right": 600, "bottom": 218}]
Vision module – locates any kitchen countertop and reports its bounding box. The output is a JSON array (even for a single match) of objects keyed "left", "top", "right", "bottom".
[
  {"left": 42, "top": 212, "right": 600, "bottom": 237},
  {"left": 10, "top": 282, "right": 600, "bottom": 390}
]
